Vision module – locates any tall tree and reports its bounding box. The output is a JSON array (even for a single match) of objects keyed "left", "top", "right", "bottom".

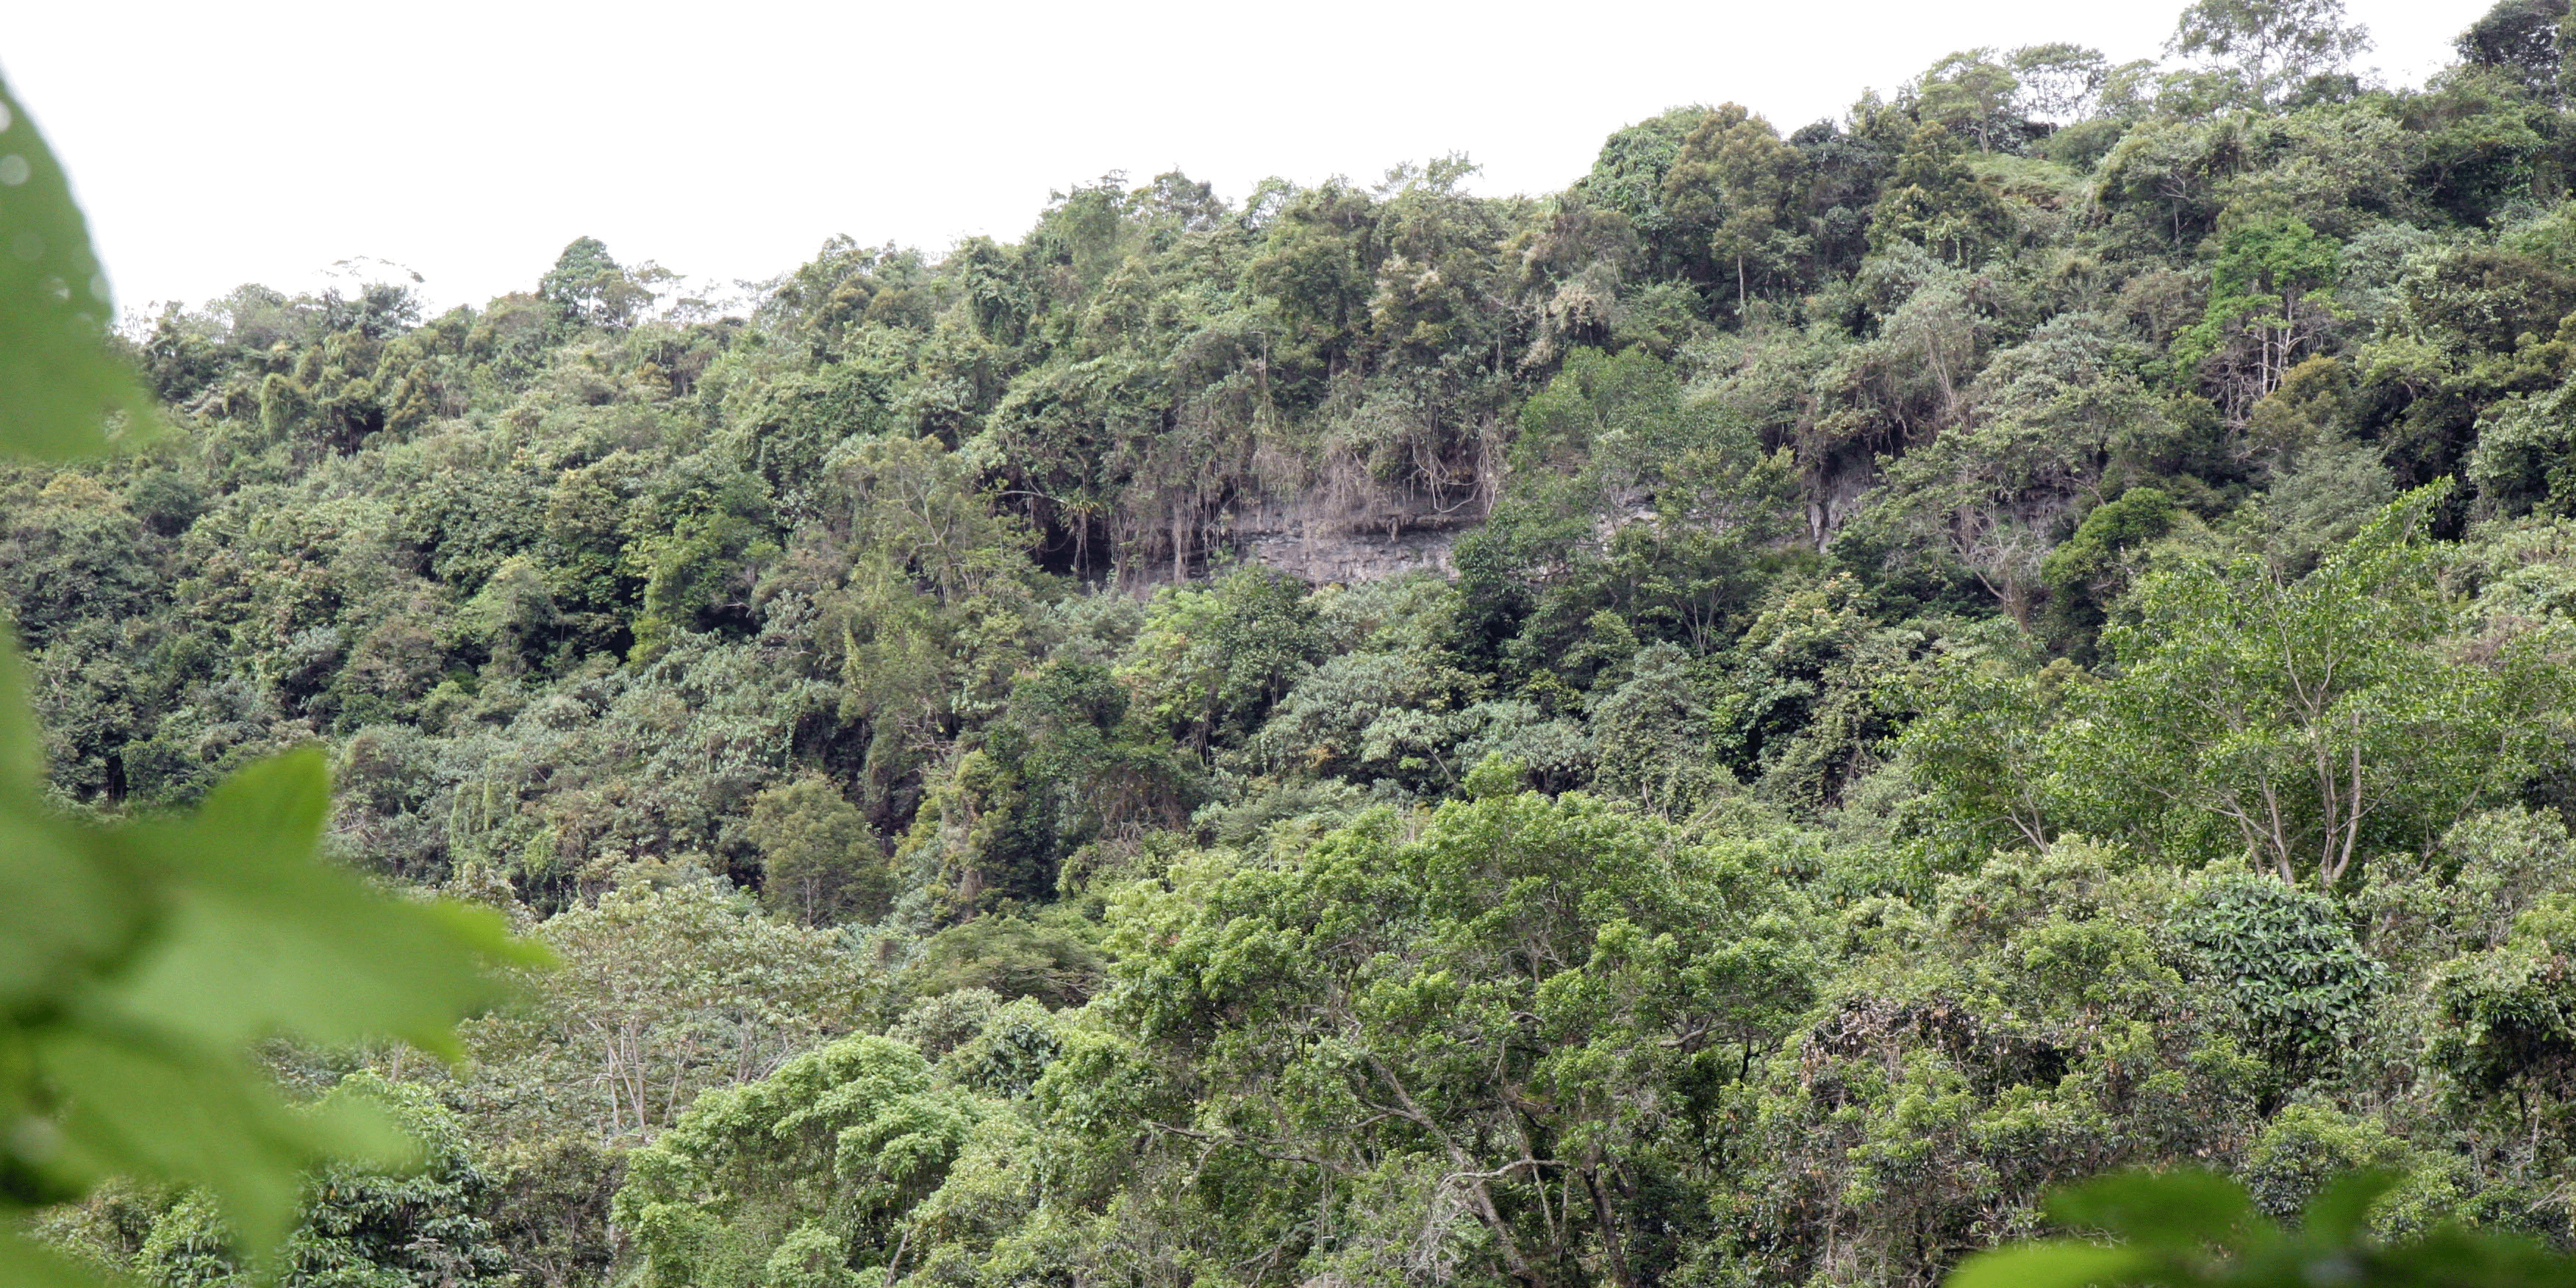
[{"left": 2167, "top": 0, "right": 2373, "bottom": 107}]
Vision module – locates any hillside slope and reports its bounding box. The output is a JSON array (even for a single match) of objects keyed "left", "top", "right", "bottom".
[{"left": 24, "top": 1, "right": 2576, "bottom": 1285}]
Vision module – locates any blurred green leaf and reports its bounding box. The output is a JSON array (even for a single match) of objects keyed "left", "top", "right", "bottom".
[
  {"left": 30, "top": 1026, "right": 402, "bottom": 1253},
  {"left": 1948, "top": 1241, "right": 2153, "bottom": 1288},
  {"left": 0, "top": 1230, "right": 115, "bottom": 1288},
  {"left": 3, "top": 743, "right": 551, "bottom": 1270},
  {"left": 0, "top": 628, "right": 46, "bottom": 793},
  {"left": 0, "top": 70, "right": 552, "bottom": 1288},
  {"left": 0, "top": 797, "right": 148, "bottom": 1015},
  {"left": 2047, "top": 1167, "right": 2263, "bottom": 1251},
  {"left": 2300, "top": 1170, "right": 2401, "bottom": 1245},
  {"left": 0, "top": 636, "right": 136, "bottom": 1012},
  {"left": 104, "top": 748, "right": 550, "bottom": 1060},
  {"left": 0, "top": 76, "right": 159, "bottom": 459},
  {"left": 1, "top": 748, "right": 556, "bottom": 1261},
  {"left": 1950, "top": 1169, "right": 2576, "bottom": 1288}
]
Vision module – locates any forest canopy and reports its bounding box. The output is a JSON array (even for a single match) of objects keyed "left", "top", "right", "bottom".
[{"left": 20, "top": 0, "right": 2576, "bottom": 1285}]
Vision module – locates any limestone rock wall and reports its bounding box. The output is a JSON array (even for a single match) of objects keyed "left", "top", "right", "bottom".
[{"left": 1160, "top": 487, "right": 1486, "bottom": 587}]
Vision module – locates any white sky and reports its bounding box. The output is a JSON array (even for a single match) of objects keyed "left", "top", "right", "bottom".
[{"left": 5, "top": 0, "right": 2493, "bottom": 316}]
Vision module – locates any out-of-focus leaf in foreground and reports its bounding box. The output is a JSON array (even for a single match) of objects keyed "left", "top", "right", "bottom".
[
  {"left": 1, "top": 731, "right": 551, "bottom": 1275},
  {"left": 0, "top": 69, "right": 548, "bottom": 1283},
  {"left": 0, "top": 76, "right": 158, "bottom": 459},
  {"left": 1947, "top": 1169, "right": 2576, "bottom": 1288}
]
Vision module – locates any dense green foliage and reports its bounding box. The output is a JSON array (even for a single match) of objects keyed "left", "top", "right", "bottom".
[{"left": 26, "top": 0, "right": 2576, "bottom": 1284}]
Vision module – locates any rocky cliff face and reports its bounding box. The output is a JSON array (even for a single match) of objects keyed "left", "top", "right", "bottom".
[
  {"left": 1209, "top": 488, "right": 1483, "bottom": 585},
  {"left": 1231, "top": 503, "right": 1472, "bottom": 582},
  {"left": 1192, "top": 455, "right": 1872, "bottom": 588}
]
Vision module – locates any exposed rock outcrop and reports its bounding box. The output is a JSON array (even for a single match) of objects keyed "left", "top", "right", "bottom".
[{"left": 1228, "top": 495, "right": 1476, "bottom": 583}]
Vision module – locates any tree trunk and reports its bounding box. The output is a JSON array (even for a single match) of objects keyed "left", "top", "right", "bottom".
[{"left": 1583, "top": 1166, "right": 1639, "bottom": 1288}]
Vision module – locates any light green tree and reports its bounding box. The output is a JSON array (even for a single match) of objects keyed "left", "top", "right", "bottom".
[
  {"left": 466, "top": 882, "right": 865, "bottom": 1145},
  {"left": 2176, "top": 218, "right": 2341, "bottom": 422},
  {"left": 2167, "top": 0, "right": 2372, "bottom": 109},
  {"left": 2059, "top": 486, "right": 2566, "bottom": 885},
  {"left": 612, "top": 1034, "right": 988, "bottom": 1288},
  {"left": 747, "top": 774, "right": 892, "bottom": 926},
  {"left": 1661, "top": 104, "right": 1803, "bottom": 314},
  {"left": 1101, "top": 779, "right": 1815, "bottom": 1288}
]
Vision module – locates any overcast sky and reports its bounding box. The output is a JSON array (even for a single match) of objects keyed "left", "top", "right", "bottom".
[{"left": 4, "top": 0, "right": 2494, "bottom": 316}]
